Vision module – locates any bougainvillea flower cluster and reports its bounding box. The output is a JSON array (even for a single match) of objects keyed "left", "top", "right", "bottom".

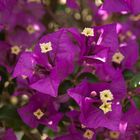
[{"left": 0, "top": 0, "right": 140, "bottom": 140}]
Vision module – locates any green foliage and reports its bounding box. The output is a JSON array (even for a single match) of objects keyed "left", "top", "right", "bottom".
[
  {"left": 0, "top": 105, "right": 29, "bottom": 131},
  {"left": 0, "top": 66, "right": 8, "bottom": 94},
  {"left": 133, "top": 95, "right": 140, "bottom": 109},
  {"left": 122, "top": 98, "right": 131, "bottom": 112},
  {"left": 129, "top": 74, "right": 140, "bottom": 88},
  {"left": 77, "top": 72, "right": 99, "bottom": 83},
  {"left": 58, "top": 80, "right": 74, "bottom": 95},
  {"left": 123, "top": 69, "right": 134, "bottom": 80}
]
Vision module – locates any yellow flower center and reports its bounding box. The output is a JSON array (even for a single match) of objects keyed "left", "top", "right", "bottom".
[
  {"left": 112, "top": 52, "right": 124, "bottom": 64},
  {"left": 26, "top": 25, "right": 36, "bottom": 34},
  {"left": 100, "top": 89, "right": 114, "bottom": 102},
  {"left": 33, "top": 109, "right": 44, "bottom": 120},
  {"left": 99, "top": 102, "right": 112, "bottom": 114},
  {"left": 83, "top": 129, "right": 94, "bottom": 140},
  {"left": 81, "top": 28, "right": 94, "bottom": 37},
  {"left": 109, "top": 131, "right": 120, "bottom": 139},
  {"left": 11, "top": 46, "right": 21, "bottom": 55},
  {"left": 40, "top": 42, "right": 52, "bottom": 53}
]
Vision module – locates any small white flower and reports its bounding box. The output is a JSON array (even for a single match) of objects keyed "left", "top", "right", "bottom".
[
  {"left": 11, "top": 46, "right": 21, "bottom": 55},
  {"left": 40, "top": 42, "right": 52, "bottom": 53},
  {"left": 81, "top": 28, "right": 94, "bottom": 37},
  {"left": 99, "top": 102, "right": 112, "bottom": 114},
  {"left": 112, "top": 52, "right": 125, "bottom": 64},
  {"left": 100, "top": 89, "right": 114, "bottom": 102}
]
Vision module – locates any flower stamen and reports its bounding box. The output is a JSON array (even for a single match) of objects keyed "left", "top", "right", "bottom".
[
  {"left": 109, "top": 131, "right": 120, "bottom": 139},
  {"left": 81, "top": 28, "right": 94, "bottom": 37},
  {"left": 112, "top": 52, "right": 124, "bottom": 64},
  {"left": 83, "top": 129, "right": 94, "bottom": 139},
  {"left": 11, "top": 46, "right": 21, "bottom": 55},
  {"left": 26, "top": 25, "right": 36, "bottom": 34},
  {"left": 40, "top": 42, "right": 52, "bottom": 53},
  {"left": 99, "top": 102, "right": 112, "bottom": 114},
  {"left": 33, "top": 109, "right": 44, "bottom": 119},
  {"left": 100, "top": 89, "right": 114, "bottom": 102}
]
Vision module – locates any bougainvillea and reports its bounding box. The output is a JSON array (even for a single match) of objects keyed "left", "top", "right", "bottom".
[{"left": 0, "top": 0, "right": 140, "bottom": 140}]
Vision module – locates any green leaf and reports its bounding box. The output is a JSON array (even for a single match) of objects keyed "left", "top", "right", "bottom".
[
  {"left": 58, "top": 80, "right": 74, "bottom": 95},
  {"left": 77, "top": 72, "right": 98, "bottom": 83},
  {"left": 6, "top": 79, "right": 16, "bottom": 95},
  {"left": 0, "top": 105, "right": 29, "bottom": 131},
  {"left": 21, "top": 135, "right": 30, "bottom": 140},
  {"left": 133, "top": 96, "right": 140, "bottom": 109},
  {"left": 56, "top": 4, "right": 66, "bottom": 11},
  {"left": 0, "top": 66, "right": 8, "bottom": 94},
  {"left": 0, "top": 30, "right": 5, "bottom": 40},
  {"left": 123, "top": 69, "right": 134, "bottom": 80},
  {"left": 122, "top": 98, "right": 131, "bottom": 112},
  {"left": 129, "top": 74, "right": 140, "bottom": 88},
  {"left": 135, "top": 59, "right": 140, "bottom": 71},
  {"left": 46, "top": 129, "right": 55, "bottom": 138},
  {"left": 43, "top": 127, "right": 55, "bottom": 138}
]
